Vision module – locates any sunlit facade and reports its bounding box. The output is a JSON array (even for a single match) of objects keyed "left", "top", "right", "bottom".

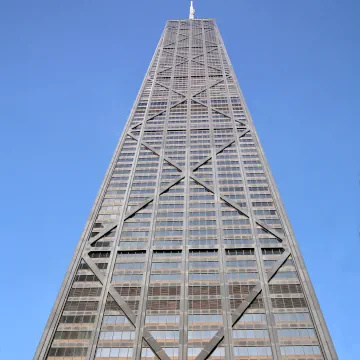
[{"left": 35, "top": 18, "right": 337, "bottom": 360}]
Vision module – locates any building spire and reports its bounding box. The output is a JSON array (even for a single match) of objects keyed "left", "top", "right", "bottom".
[{"left": 189, "top": 1, "right": 195, "bottom": 19}]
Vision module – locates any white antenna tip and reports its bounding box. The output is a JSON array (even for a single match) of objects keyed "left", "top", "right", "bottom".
[{"left": 189, "top": 1, "right": 195, "bottom": 20}]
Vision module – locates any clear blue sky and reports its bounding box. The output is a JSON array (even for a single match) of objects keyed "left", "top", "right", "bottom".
[{"left": 0, "top": 1, "right": 358, "bottom": 359}]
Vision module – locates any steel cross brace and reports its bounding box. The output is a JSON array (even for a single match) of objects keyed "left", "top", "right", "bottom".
[
  {"left": 88, "top": 128, "right": 285, "bottom": 247},
  {"left": 193, "top": 251, "right": 291, "bottom": 360},
  {"left": 83, "top": 32, "right": 289, "bottom": 358},
  {"left": 131, "top": 75, "right": 238, "bottom": 132},
  {"left": 82, "top": 254, "right": 172, "bottom": 360}
]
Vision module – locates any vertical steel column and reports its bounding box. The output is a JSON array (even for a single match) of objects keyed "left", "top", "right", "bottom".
[
  {"left": 200, "top": 20, "right": 233, "bottom": 360},
  {"left": 180, "top": 19, "right": 191, "bottom": 360},
  {"left": 133, "top": 21, "right": 182, "bottom": 360}
]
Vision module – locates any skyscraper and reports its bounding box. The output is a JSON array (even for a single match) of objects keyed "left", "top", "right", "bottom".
[{"left": 35, "top": 13, "right": 337, "bottom": 360}]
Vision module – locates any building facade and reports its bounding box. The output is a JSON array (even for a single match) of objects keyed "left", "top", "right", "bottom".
[{"left": 35, "top": 18, "right": 337, "bottom": 360}]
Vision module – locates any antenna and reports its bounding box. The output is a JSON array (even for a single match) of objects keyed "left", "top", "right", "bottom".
[{"left": 189, "top": 1, "right": 195, "bottom": 20}]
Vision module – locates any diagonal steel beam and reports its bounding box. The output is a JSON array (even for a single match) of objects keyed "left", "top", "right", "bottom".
[
  {"left": 124, "top": 175, "right": 185, "bottom": 221},
  {"left": 190, "top": 173, "right": 216, "bottom": 194},
  {"left": 150, "top": 125, "right": 279, "bottom": 243},
  {"left": 161, "top": 48, "right": 175, "bottom": 55},
  {"left": 88, "top": 175, "right": 185, "bottom": 246},
  {"left": 215, "top": 139, "right": 236, "bottom": 155},
  {"left": 157, "top": 50, "right": 222, "bottom": 79},
  {"left": 163, "top": 36, "right": 189, "bottom": 49},
  {"left": 135, "top": 62, "right": 232, "bottom": 133},
  {"left": 194, "top": 328, "right": 225, "bottom": 360},
  {"left": 205, "top": 40, "right": 219, "bottom": 48},
  {"left": 234, "top": 118, "right": 247, "bottom": 126},
  {"left": 255, "top": 219, "right": 286, "bottom": 243},
  {"left": 219, "top": 193, "right": 286, "bottom": 242},
  {"left": 206, "top": 104, "right": 231, "bottom": 120},
  {"left": 192, "top": 77, "right": 226, "bottom": 97},
  {"left": 188, "top": 138, "right": 237, "bottom": 172},
  {"left": 131, "top": 98, "right": 188, "bottom": 130},
  {"left": 163, "top": 35, "right": 189, "bottom": 49},
  {"left": 163, "top": 42, "right": 176, "bottom": 48},
  {"left": 157, "top": 59, "right": 188, "bottom": 75},
  {"left": 206, "top": 47, "right": 219, "bottom": 55},
  {"left": 190, "top": 135, "right": 244, "bottom": 173},
  {"left": 191, "top": 143, "right": 232, "bottom": 172},
  {"left": 161, "top": 49, "right": 188, "bottom": 65},
  {"left": 149, "top": 98, "right": 187, "bottom": 119},
  {"left": 189, "top": 130, "right": 248, "bottom": 172},
  {"left": 267, "top": 251, "right": 291, "bottom": 281},
  {"left": 194, "top": 283, "right": 262, "bottom": 360},
  {"left": 143, "top": 329, "right": 172, "bottom": 360},
  {"left": 161, "top": 50, "right": 189, "bottom": 62},
  {"left": 131, "top": 47, "right": 283, "bottom": 244},
  {"left": 193, "top": 250, "right": 292, "bottom": 360},
  {"left": 190, "top": 172, "right": 286, "bottom": 242},
  {"left": 82, "top": 256, "right": 171, "bottom": 360},
  {"left": 191, "top": 58, "right": 224, "bottom": 74},
  {"left": 191, "top": 53, "right": 206, "bottom": 61},
  {"left": 191, "top": 98, "right": 231, "bottom": 120},
  {"left": 203, "top": 36, "right": 218, "bottom": 46},
  {"left": 231, "top": 283, "right": 263, "bottom": 326},
  {"left": 190, "top": 123, "right": 246, "bottom": 184},
  {"left": 127, "top": 133, "right": 184, "bottom": 172},
  {"left": 154, "top": 80, "right": 187, "bottom": 99},
  {"left": 191, "top": 156, "right": 213, "bottom": 172},
  {"left": 88, "top": 222, "right": 118, "bottom": 245}
]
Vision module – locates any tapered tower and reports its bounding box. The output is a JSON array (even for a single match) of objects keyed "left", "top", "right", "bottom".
[{"left": 35, "top": 14, "right": 337, "bottom": 360}]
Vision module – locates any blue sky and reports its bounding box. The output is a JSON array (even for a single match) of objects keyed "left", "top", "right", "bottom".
[{"left": 0, "top": 1, "right": 358, "bottom": 359}]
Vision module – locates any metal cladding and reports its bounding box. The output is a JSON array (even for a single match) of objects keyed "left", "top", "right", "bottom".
[{"left": 35, "top": 19, "right": 337, "bottom": 360}]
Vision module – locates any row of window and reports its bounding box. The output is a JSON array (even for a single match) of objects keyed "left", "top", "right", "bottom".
[
  {"left": 50, "top": 345, "right": 321, "bottom": 358},
  {"left": 103, "top": 315, "right": 130, "bottom": 325},
  {"left": 95, "top": 347, "right": 133, "bottom": 358},
  {"left": 274, "top": 312, "right": 310, "bottom": 322},
  {"left": 277, "top": 328, "right": 316, "bottom": 339},
  {"left": 188, "top": 314, "right": 223, "bottom": 324},
  {"left": 232, "top": 329, "right": 269, "bottom": 339},
  {"left": 281, "top": 345, "right": 321, "bottom": 356},
  {"left": 237, "top": 313, "right": 266, "bottom": 323},
  {"left": 145, "top": 315, "right": 180, "bottom": 324},
  {"left": 60, "top": 315, "right": 96, "bottom": 324},
  {"left": 99, "top": 331, "right": 135, "bottom": 341},
  {"left": 48, "top": 348, "right": 87, "bottom": 357},
  {"left": 227, "top": 272, "right": 259, "bottom": 280},
  {"left": 54, "top": 331, "right": 92, "bottom": 340},
  {"left": 115, "top": 262, "right": 144, "bottom": 270}
]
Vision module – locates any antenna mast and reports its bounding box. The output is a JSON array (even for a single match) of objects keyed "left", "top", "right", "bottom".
[{"left": 189, "top": 1, "right": 195, "bottom": 20}]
